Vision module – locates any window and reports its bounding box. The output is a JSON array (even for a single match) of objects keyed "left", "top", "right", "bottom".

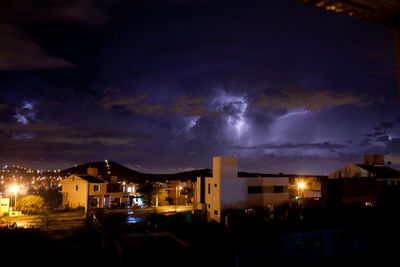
[
  {"left": 208, "top": 183, "right": 210, "bottom": 194},
  {"left": 75, "top": 184, "right": 79, "bottom": 191},
  {"left": 214, "top": 184, "right": 217, "bottom": 188},
  {"left": 214, "top": 210, "right": 218, "bottom": 215},
  {"left": 274, "top": 186, "right": 284, "bottom": 193},
  {"left": 93, "top": 185, "right": 99, "bottom": 192},
  {"left": 248, "top": 186, "right": 262, "bottom": 194}
]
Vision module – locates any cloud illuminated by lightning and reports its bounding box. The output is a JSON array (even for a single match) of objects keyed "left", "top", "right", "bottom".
[
  {"left": 13, "top": 101, "right": 35, "bottom": 125},
  {"left": 213, "top": 91, "right": 248, "bottom": 139},
  {"left": 278, "top": 109, "right": 309, "bottom": 119}
]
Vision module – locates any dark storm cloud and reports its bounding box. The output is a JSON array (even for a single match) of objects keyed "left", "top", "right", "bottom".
[
  {"left": 376, "top": 135, "right": 390, "bottom": 143},
  {"left": 234, "top": 142, "right": 346, "bottom": 151},
  {"left": 251, "top": 86, "right": 374, "bottom": 111},
  {"left": 364, "top": 121, "right": 395, "bottom": 139},
  {"left": 238, "top": 153, "right": 356, "bottom": 175},
  {"left": 381, "top": 138, "right": 400, "bottom": 154},
  {"left": 359, "top": 138, "right": 372, "bottom": 146},
  {"left": 0, "top": 123, "right": 147, "bottom": 146},
  {"left": 101, "top": 93, "right": 166, "bottom": 115},
  {"left": 0, "top": 24, "right": 73, "bottom": 71},
  {"left": 373, "top": 122, "right": 394, "bottom": 131},
  {"left": 101, "top": 91, "right": 222, "bottom": 117},
  {"left": 0, "top": 0, "right": 112, "bottom": 71},
  {"left": 0, "top": 0, "right": 111, "bottom": 24},
  {"left": 171, "top": 95, "right": 222, "bottom": 117}
]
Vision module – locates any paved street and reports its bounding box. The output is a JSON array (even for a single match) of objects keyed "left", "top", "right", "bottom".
[{"left": 1, "top": 211, "right": 85, "bottom": 230}]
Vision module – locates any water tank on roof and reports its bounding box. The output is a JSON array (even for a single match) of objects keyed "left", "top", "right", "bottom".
[{"left": 363, "top": 154, "right": 384, "bottom": 166}]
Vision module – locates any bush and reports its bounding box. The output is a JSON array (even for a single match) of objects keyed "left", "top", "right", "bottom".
[
  {"left": 16, "top": 195, "right": 49, "bottom": 215},
  {"left": 38, "top": 189, "right": 62, "bottom": 210}
]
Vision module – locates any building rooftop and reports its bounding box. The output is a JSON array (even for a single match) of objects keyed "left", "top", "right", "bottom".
[
  {"left": 300, "top": 0, "right": 400, "bottom": 28},
  {"left": 78, "top": 175, "right": 106, "bottom": 183},
  {"left": 356, "top": 164, "right": 400, "bottom": 178}
]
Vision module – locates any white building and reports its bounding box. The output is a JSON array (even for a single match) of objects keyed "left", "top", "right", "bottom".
[
  {"left": 0, "top": 195, "right": 9, "bottom": 215},
  {"left": 196, "top": 156, "right": 289, "bottom": 223}
]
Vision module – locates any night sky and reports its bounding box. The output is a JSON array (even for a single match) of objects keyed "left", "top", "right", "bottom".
[{"left": 0, "top": 0, "right": 398, "bottom": 174}]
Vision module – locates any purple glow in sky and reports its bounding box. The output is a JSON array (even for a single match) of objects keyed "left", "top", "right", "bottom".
[{"left": 0, "top": 0, "right": 398, "bottom": 174}]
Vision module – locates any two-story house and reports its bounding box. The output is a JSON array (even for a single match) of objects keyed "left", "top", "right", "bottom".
[{"left": 61, "top": 174, "right": 124, "bottom": 212}]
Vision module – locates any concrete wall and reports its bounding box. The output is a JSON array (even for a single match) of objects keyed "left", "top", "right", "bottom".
[
  {"left": 213, "top": 156, "right": 238, "bottom": 178},
  {"left": 62, "top": 176, "right": 89, "bottom": 209},
  {"left": 220, "top": 177, "right": 248, "bottom": 210},
  {"left": 0, "top": 196, "right": 9, "bottom": 215},
  {"left": 195, "top": 177, "right": 201, "bottom": 204},
  {"left": 246, "top": 177, "right": 289, "bottom": 207},
  {"left": 204, "top": 156, "right": 289, "bottom": 223},
  {"left": 205, "top": 177, "right": 217, "bottom": 222}
]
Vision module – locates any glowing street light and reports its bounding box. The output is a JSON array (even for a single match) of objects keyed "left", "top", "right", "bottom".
[
  {"left": 298, "top": 181, "right": 305, "bottom": 189},
  {"left": 297, "top": 181, "right": 306, "bottom": 197},
  {"left": 175, "top": 185, "right": 183, "bottom": 205},
  {"left": 9, "top": 184, "right": 19, "bottom": 211}
]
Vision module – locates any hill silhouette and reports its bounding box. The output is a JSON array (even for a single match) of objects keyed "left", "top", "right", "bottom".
[{"left": 60, "top": 160, "right": 212, "bottom": 183}]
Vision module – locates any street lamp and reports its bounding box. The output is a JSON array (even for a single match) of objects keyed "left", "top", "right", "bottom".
[
  {"left": 9, "top": 184, "right": 19, "bottom": 211},
  {"left": 175, "top": 185, "right": 183, "bottom": 206},
  {"left": 298, "top": 181, "right": 306, "bottom": 198}
]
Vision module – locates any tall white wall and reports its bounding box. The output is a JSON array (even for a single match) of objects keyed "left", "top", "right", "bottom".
[
  {"left": 246, "top": 177, "right": 289, "bottom": 207},
  {"left": 213, "top": 156, "right": 238, "bottom": 178},
  {"left": 220, "top": 177, "right": 248, "bottom": 209},
  {"left": 204, "top": 156, "right": 289, "bottom": 223}
]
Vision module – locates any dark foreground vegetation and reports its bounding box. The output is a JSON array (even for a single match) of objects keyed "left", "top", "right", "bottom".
[{"left": 2, "top": 200, "right": 400, "bottom": 267}]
